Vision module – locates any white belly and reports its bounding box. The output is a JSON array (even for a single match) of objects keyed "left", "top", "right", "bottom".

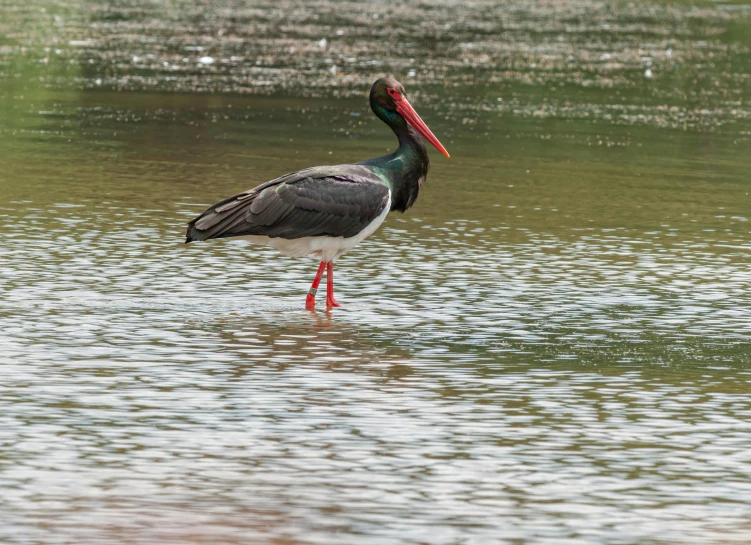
[{"left": 239, "top": 193, "right": 391, "bottom": 262}]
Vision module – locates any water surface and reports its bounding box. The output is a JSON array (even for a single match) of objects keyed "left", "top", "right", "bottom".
[{"left": 1, "top": 1, "right": 751, "bottom": 544}]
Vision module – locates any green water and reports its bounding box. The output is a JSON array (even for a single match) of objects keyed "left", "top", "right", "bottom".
[{"left": 1, "top": 1, "right": 751, "bottom": 544}]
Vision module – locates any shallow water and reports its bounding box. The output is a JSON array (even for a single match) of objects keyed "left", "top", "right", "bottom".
[{"left": 2, "top": 1, "right": 751, "bottom": 544}]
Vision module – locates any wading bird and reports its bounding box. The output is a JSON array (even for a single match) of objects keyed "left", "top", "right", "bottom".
[{"left": 186, "top": 77, "right": 450, "bottom": 310}]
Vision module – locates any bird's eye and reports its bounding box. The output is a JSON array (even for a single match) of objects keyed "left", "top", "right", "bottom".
[{"left": 388, "top": 88, "right": 397, "bottom": 96}]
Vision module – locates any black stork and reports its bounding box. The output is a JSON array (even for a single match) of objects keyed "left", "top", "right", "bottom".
[{"left": 185, "top": 76, "right": 450, "bottom": 310}]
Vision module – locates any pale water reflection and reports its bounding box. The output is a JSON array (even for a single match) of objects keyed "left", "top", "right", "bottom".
[{"left": 2, "top": 171, "right": 751, "bottom": 543}]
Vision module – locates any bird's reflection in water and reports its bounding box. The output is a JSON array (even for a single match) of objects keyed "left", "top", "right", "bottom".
[{"left": 207, "top": 309, "right": 417, "bottom": 382}]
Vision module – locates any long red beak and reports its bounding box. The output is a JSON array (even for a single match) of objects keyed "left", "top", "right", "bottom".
[{"left": 395, "top": 97, "right": 450, "bottom": 158}]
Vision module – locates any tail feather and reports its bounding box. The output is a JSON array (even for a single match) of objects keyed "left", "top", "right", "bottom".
[{"left": 185, "top": 191, "right": 256, "bottom": 243}]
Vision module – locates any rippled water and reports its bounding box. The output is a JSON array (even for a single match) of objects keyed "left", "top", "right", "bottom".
[{"left": 2, "top": 1, "right": 751, "bottom": 544}]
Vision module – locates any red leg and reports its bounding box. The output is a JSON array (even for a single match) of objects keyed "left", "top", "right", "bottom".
[
  {"left": 305, "top": 261, "right": 326, "bottom": 310},
  {"left": 326, "top": 261, "right": 341, "bottom": 308}
]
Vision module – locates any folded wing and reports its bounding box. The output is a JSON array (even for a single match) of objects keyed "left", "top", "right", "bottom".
[{"left": 186, "top": 166, "right": 390, "bottom": 242}]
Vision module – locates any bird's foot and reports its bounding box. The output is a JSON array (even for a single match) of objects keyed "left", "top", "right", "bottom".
[{"left": 326, "top": 298, "right": 341, "bottom": 308}]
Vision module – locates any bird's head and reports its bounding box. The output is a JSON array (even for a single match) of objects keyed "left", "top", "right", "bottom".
[{"left": 370, "top": 76, "right": 450, "bottom": 158}]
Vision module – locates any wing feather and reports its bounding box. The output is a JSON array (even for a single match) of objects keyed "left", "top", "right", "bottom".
[{"left": 186, "top": 166, "right": 389, "bottom": 243}]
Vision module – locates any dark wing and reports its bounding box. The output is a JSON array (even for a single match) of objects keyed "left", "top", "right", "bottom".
[{"left": 186, "top": 166, "right": 390, "bottom": 242}]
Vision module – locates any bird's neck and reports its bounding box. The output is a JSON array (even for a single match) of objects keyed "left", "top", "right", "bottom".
[{"left": 361, "top": 106, "right": 430, "bottom": 212}]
